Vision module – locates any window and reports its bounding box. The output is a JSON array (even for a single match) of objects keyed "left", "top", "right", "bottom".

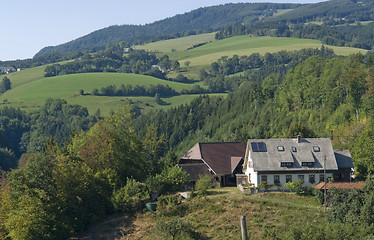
[
  {"left": 298, "top": 175, "right": 304, "bottom": 182},
  {"left": 281, "top": 162, "right": 293, "bottom": 167},
  {"left": 302, "top": 162, "right": 314, "bottom": 167},
  {"left": 320, "top": 174, "right": 325, "bottom": 183},
  {"left": 309, "top": 175, "right": 315, "bottom": 184},
  {"left": 261, "top": 175, "right": 267, "bottom": 184},
  {"left": 274, "top": 175, "right": 280, "bottom": 184},
  {"left": 291, "top": 146, "right": 297, "bottom": 152},
  {"left": 286, "top": 175, "right": 292, "bottom": 183},
  {"left": 313, "top": 146, "right": 320, "bottom": 152},
  {"left": 277, "top": 146, "right": 285, "bottom": 151}
]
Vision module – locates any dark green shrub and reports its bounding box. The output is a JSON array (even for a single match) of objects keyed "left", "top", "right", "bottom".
[
  {"left": 195, "top": 175, "right": 211, "bottom": 196},
  {"left": 146, "top": 166, "right": 189, "bottom": 194},
  {"left": 112, "top": 178, "right": 149, "bottom": 213}
]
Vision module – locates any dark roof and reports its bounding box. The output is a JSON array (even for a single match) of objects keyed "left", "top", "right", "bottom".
[
  {"left": 334, "top": 150, "right": 354, "bottom": 169},
  {"left": 179, "top": 164, "right": 210, "bottom": 181},
  {"left": 180, "top": 142, "right": 246, "bottom": 175},
  {"left": 314, "top": 181, "right": 365, "bottom": 190},
  {"left": 199, "top": 142, "right": 246, "bottom": 175}
]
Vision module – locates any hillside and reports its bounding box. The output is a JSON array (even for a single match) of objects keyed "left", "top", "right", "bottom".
[
  {"left": 271, "top": 0, "right": 374, "bottom": 23},
  {"left": 34, "top": 0, "right": 374, "bottom": 58},
  {"left": 34, "top": 3, "right": 299, "bottom": 57},
  {"left": 0, "top": 72, "right": 204, "bottom": 114},
  {"left": 3, "top": 35, "right": 367, "bottom": 115},
  {"left": 76, "top": 188, "right": 346, "bottom": 240}
]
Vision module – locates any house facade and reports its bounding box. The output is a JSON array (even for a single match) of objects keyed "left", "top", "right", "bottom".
[
  {"left": 180, "top": 137, "right": 354, "bottom": 189},
  {"left": 242, "top": 137, "right": 353, "bottom": 188}
]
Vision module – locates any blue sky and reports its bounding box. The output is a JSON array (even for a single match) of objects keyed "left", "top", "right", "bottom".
[{"left": 1, "top": 0, "right": 326, "bottom": 61}]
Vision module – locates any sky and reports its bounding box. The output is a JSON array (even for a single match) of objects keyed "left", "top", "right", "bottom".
[{"left": 1, "top": 0, "right": 327, "bottom": 61}]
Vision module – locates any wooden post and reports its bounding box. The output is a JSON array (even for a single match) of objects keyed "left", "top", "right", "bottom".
[
  {"left": 324, "top": 156, "right": 327, "bottom": 212},
  {"left": 240, "top": 215, "right": 248, "bottom": 240}
]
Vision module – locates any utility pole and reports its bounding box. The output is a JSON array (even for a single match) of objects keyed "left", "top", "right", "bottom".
[
  {"left": 324, "top": 156, "right": 327, "bottom": 211},
  {"left": 240, "top": 215, "right": 248, "bottom": 240}
]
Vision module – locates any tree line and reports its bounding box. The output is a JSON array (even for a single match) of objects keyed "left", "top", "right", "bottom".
[
  {"left": 200, "top": 46, "right": 334, "bottom": 93},
  {"left": 216, "top": 20, "right": 374, "bottom": 50},
  {"left": 44, "top": 50, "right": 180, "bottom": 78}
]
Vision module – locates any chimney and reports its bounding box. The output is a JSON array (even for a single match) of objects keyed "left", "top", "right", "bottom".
[{"left": 297, "top": 135, "right": 301, "bottom": 143}]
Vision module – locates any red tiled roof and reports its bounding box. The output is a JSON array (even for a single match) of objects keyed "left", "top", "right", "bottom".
[{"left": 314, "top": 181, "right": 365, "bottom": 190}]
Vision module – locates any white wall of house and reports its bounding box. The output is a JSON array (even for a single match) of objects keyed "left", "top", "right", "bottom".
[{"left": 256, "top": 173, "right": 334, "bottom": 187}]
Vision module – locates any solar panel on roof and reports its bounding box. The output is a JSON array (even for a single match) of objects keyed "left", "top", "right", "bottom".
[
  {"left": 258, "top": 142, "right": 267, "bottom": 152},
  {"left": 251, "top": 142, "right": 259, "bottom": 152},
  {"left": 251, "top": 142, "right": 267, "bottom": 152}
]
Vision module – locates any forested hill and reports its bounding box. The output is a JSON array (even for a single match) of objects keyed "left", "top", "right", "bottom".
[
  {"left": 215, "top": 0, "right": 374, "bottom": 50},
  {"left": 34, "top": 3, "right": 299, "bottom": 57},
  {"left": 272, "top": 0, "right": 374, "bottom": 23}
]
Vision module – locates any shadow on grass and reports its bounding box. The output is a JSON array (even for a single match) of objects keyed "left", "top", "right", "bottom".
[{"left": 73, "top": 214, "right": 136, "bottom": 240}]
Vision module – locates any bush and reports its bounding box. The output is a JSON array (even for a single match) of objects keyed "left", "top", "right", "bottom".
[
  {"left": 157, "top": 216, "right": 198, "bottom": 240},
  {"left": 146, "top": 166, "right": 190, "bottom": 194},
  {"left": 112, "top": 178, "right": 149, "bottom": 213},
  {"left": 195, "top": 175, "right": 211, "bottom": 196},
  {"left": 157, "top": 195, "right": 180, "bottom": 212},
  {"left": 284, "top": 179, "right": 303, "bottom": 193}
]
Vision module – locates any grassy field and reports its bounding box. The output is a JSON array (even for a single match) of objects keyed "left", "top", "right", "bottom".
[
  {"left": 134, "top": 33, "right": 216, "bottom": 53},
  {"left": 138, "top": 36, "right": 368, "bottom": 67},
  {"left": 0, "top": 72, "right": 204, "bottom": 114},
  {"left": 6, "top": 65, "right": 46, "bottom": 88},
  {"left": 77, "top": 188, "right": 325, "bottom": 240}
]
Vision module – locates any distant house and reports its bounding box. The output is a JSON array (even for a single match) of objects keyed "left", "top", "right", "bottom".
[
  {"left": 151, "top": 65, "right": 166, "bottom": 73},
  {"left": 180, "top": 137, "right": 354, "bottom": 189},
  {"left": 0, "top": 66, "right": 16, "bottom": 74},
  {"left": 179, "top": 142, "right": 246, "bottom": 187}
]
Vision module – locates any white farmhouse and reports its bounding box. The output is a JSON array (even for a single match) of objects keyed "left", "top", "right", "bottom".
[{"left": 240, "top": 136, "right": 353, "bottom": 188}]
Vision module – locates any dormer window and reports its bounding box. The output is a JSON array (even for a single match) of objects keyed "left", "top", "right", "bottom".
[
  {"left": 281, "top": 162, "right": 292, "bottom": 167},
  {"left": 277, "top": 146, "right": 285, "bottom": 151},
  {"left": 302, "top": 162, "right": 314, "bottom": 167},
  {"left": 313, "top": 146, "right": 320, "bottom": 152},
  {"left": 291, "top": 146, "right": 297, "bottom": 152}
]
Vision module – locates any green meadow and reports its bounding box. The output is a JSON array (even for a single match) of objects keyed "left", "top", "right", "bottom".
[
  {"left": 0, "top": 72, "right": 201, "bottom": 114},
  {"left": 133, "top": 33, "right": 216, "bottom": 53},
  {"left": 139, "top": 36, "right": 368, "bottom": 67},
  {"left": 2, "top": 34, "right": 368, "bottom": 115}
]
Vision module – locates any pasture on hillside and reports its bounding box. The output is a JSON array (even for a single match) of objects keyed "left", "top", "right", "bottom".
[
  {"left": 138, "top": 36, "right": 368, "bottom": 67},
  {"left": 133, "top": 33, "right": 216, "bottom": 53},
  {"left": 0, "top": 72, "right": 206, "bottom": 114}
]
